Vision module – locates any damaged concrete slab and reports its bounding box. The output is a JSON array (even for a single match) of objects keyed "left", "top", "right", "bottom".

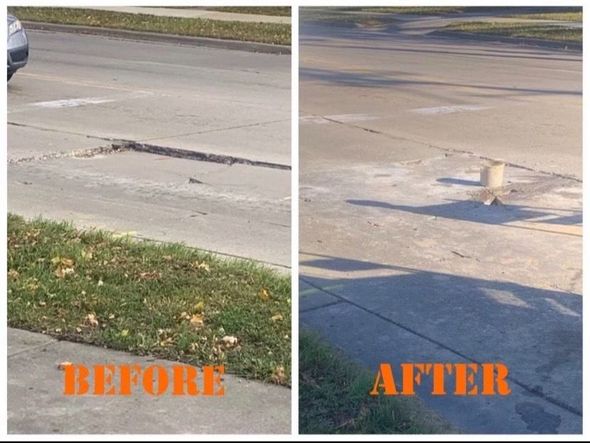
[{"left": 9, "top": 150, "right": 290, "bottom": 267}]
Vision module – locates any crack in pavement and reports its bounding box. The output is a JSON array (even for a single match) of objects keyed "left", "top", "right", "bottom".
[
  {"left": 307, "top": 113, "right": 582, "bottom": 183},
  {"left": 8, "top": 144, "right": 130, "bottom": 164},
  {"left": 119, "top": 141, "right": 291, "bottom": 170},
  {"left": 8, "top": 122, "right": 291, "bottom": 170},
  {"left": 299, "top": 275, "right": 582, "bottom": 418}
]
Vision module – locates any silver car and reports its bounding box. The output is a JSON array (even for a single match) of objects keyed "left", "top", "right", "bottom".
[{"left": 7, "top": 15, "right": 28, "bottom": 81}]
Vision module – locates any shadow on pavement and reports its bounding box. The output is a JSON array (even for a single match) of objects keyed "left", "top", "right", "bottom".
[
  {"left": 346, "top": 198, "right": 582, "bottom": 227},
  {"left": 299, "top": 252, "right": 582, "bottom": 432},
  {"left": 300, "top": 67, "right": 581, "bottom": 96}
]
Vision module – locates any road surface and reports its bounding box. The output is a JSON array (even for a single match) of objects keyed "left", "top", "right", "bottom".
[
  {"left": 8, "top": 29, "right": 291, "bottom": 267},
  {"left": 299, "top": 10, "right": 581, "bottom": 434}
]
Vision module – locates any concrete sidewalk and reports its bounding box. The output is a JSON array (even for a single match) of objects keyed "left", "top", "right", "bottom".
[
  {"left": 8, "top": 328, "right": 291, "bottom": 434},
  {"left": 88, "top": 7, "right": 291, "bottom": 24}
]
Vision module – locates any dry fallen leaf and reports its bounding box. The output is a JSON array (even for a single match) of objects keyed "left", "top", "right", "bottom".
[
  {"left": 221, "top": 335, "right": 238, "bottom": 347},
  {"left": 197, "top": 262, "right": 210, "bottom": 272},
  {"left": 57, "top": 361, "right": 73, "bottom": 370},
  {"left": 85, "top": 313, "right": 99, "bottom": 328},
  {"left": 190, "top": 314, "right": 205, "bottom": 329},
  {"left": 138, "top": 271, "right": 161, "bottom": 281},
  {"left": 271, "top": 314, "right": 283, "bottom": 322},
  {"left": 8, "top": 269, "right": 19, "bottom": 280},
  {"left": 259, "top": 288, "right": 271, "bottom": 301},
  {"left": 271, "top": 365, "right": 286, "bottom": 384},
  {"left": 54, "top": 267, "right": 75, "bottom": 279}
]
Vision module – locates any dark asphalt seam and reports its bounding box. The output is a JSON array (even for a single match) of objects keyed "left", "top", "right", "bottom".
[
  {"left": 121, "top": 141, "right": 291, "bottom": 170},
  {"left": 316, "top": 115, "right": 582, "bottom": 183},
  {"left": 299, "top": 275, "right": 582, "bottom": 417},
  {"left": 7, "top": 123, "right": 290, "bottom": 170}
]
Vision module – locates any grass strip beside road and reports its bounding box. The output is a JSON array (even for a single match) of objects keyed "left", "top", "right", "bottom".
[
  {"left": 8, "top": 7, "right": 291, "bottom": 46},
  {"left": 508, "top": 11, "right": 582, "bottom": 22},
  {"left": 445, "top": 21, "right": 581, "bottom": 43},
  {"left": 299, "top": 332, "right": 452, "bottom": 434},
  {"left": 8, "top": 214, "right": 291, "bottom": 385}
]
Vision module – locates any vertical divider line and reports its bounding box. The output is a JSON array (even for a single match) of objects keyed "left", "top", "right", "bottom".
[
  {"left": 0, "top": 7, "right": 7, "bottom": 438},
  {"left": 290, "top": 3, "right": 300, "bottom": 438}
]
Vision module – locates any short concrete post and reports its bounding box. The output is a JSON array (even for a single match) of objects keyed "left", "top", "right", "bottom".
[{"left": 480, "top": 160, "right": 505, "bottom": 189}]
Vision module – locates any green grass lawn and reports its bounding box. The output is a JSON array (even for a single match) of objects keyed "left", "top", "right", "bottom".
[
  {"left": 445, "top": 21, "right": 582, "bottom": 43},
  {"left": 299, "top": 332, "right": 453, "bottom": 434},
  {"left": 8, "top": 7, "right": 291, "bottom": 45},
  {"left": 8, "top": 214, "right": 291, "bottom": 385},
  {"left": 508, "top": 11, "right": 582, "bottom": 22}
]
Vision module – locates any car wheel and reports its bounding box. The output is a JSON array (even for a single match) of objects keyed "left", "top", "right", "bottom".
[{"left": 7, "top": 72, "right": 14, "bottom": 81}]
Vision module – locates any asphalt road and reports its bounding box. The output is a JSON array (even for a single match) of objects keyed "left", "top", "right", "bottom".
[
  {"left": 8, "top": 30, "right": 290, "bottom": 267},
  {"left": 299, "top": 11, "right": 581, "bottom": 434}
]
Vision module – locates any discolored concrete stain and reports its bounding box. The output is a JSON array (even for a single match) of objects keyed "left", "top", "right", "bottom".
[{"left": 516, "top": 402, "right": 561, "bottom": 433}]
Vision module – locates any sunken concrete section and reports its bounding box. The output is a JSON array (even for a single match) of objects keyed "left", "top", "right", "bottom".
[
  {"left": 8, "top": 328, "right": 290, "bottom": 434},
  {"left": 9, "top": 150, "right": 290, "bottom": 267}
]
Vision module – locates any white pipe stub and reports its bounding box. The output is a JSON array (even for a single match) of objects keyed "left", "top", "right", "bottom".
[{"left": 480, "top": 160, "right": 505, "bottom": 189}]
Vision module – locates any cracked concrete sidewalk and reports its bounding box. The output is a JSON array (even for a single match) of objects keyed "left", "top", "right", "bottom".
[{"left": 8, "top": 328, "right": 290, "bottom": 434}]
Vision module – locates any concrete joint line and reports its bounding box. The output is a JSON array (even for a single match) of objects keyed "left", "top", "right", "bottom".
[
  {"left": 8, "top": 337, "right": 57, "bottom": 359},
  {"left": 324, "top": 118, "right": 581, "bottom": 183},
  {"left": 300, "top": 300, "right": 345, "bottom": 314},
  {"left": 300, "top": 276, "right": 582, "bottom": 417}
]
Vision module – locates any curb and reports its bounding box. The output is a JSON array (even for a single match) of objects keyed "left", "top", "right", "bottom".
[
  {"left": 431, "top": 30, "right": 582, "bottom": 51},
  {"left": 23, "top": 21, "right": 291, "bottom": 55}
]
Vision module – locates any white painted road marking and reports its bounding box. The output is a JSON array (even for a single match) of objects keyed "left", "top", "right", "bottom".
[
  {"left": 8, "top": 91, "right": 155, "bottom": 114},
  {"left": 411, "top": 105, "right": 489, "bottom": 115},
  {"left": 31, "top": 97, "right": 116, "bottom": 109}
]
